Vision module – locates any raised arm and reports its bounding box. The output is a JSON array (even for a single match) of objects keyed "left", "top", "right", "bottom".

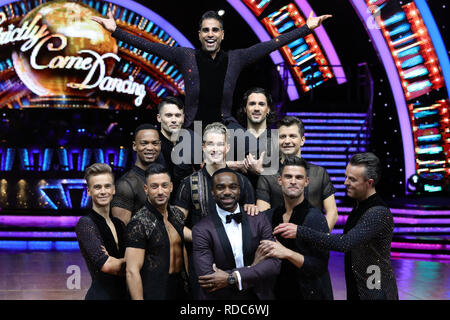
[
  {"left": 240, "top": 12, "right": 332, "bottom": 64},
  {"left": 91, "top": 11, "right": 188, "bottom": 64},
  {"left": 91, "top": 11, "right": 117, "bottom": 33}
]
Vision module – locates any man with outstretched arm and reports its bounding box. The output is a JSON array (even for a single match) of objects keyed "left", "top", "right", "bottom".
[{"left": 92, "top": 10, "right": 331, "bottom": 128}]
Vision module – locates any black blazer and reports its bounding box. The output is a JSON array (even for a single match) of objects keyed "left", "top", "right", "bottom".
[{"left": 192, "top": 205, "right": 281, "bottom": 300}]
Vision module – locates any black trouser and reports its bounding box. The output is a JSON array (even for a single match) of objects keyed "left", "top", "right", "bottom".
[{"left": 166, "top": 273, "right": 187, "bottom": 300}]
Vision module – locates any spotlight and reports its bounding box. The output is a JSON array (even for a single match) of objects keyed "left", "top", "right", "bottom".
[
  {"left": 407, "top": 174, "right": 424, "bottom": 193},
  {"left": 218, "top": 9, "right": 225, "bottom": 16}
]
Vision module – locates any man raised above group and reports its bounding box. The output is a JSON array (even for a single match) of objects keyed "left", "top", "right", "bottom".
[{"left": 92, "top": 10, "right": 331, "bottom": 128}]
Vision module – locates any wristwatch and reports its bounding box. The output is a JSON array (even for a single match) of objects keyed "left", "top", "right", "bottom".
[{"left": 227, "top": 272, "right": 236, "bottom": 286}]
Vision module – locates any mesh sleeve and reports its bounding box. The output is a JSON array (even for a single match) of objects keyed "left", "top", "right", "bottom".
[
  {"left": 239, "top": 174, "right": 255, "bottom": 204},
  {"left": 75, "top": 217, "right": 108, "bottom": 271},
  {"left": 321, "top": 168, "right": 336, "bottom": 200},
  {"left": 256, "top": 175, "right": 271, "bottom": 203},
  {"left": 111, "top": 178, "right": 135, "bottom": 212}
]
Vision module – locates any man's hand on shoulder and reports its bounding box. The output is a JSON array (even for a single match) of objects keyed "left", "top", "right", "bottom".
[{"left": 243, "top": 203, "right": 259, "bottom": 216}]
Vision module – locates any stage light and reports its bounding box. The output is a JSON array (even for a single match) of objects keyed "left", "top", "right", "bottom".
[
  {"left": 407, "top": 173, "right": 424, "bottom": 193},
  {"left": 218, "top": 10, "right": 225, "bottom": 16}
]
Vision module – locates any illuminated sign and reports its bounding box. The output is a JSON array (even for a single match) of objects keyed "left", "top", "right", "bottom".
[
  {"left": 0, "top": 0, "right": 192, "bottom": 109},
  {"left": 352, "top": 0, "right": 449, "bottom": 192}
]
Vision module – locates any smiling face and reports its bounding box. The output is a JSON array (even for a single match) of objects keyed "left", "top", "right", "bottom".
[
  {"left": 245, "top": 93, "right": 270, "bottom": 125},
  {"left": 212, "top": 172, "right": 240, "bottom": 212},
  {"left": 157, "top": 103, "right": 184, "bottom": 137},
  {"left": 133, "top": 129, "right": 161, "bottom": 167},
  {"left": 203, "top": 131, "right": 229, "bottom": 165},
  {"left": 198, "top": 18, "right": 224, "bottom": 57},
  {"left": 87, "top": 173, "right": 115, "bottom": 209},
  {"left": 344, "top": 164, "right": 374, "bottom": 201},
  {"left": 144, "top": 173, "right": 173, "bottom": 208},
  {"left": 278, "top": 124, "right": 305, "bottom": 157},
  {"left": 278, "top": 165, "right": 309, "bottom": 200}
]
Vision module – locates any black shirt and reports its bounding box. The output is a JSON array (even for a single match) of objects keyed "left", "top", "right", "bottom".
[
  {"left": 196, "top": 49, "right": 228, "bottom": 128},
  {"left": 159, "top": 129, "right": 196, "bottom": 202},
  {"left": 126, "top": 201, "right": 186, "bottom": 300},
  {"left": 111, "top": 165, "right": 147, "bottom": 216},
  {"left": 343, "top": 193, "right": 388, "bottom": 300},
  {"left": 267, "top": 200, "right": 333, "bottom": 300},
  {"left": 230, "top": 125, "right": 274, "bottom": 160},
  {"left": 75, "top": 209, "right": 127, "bottom": 300}
]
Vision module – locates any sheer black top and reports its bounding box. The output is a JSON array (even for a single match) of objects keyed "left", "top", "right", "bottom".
[
  {"left": 257, "top": 161, "right": 336, "bottom": 211},
  {"left": 75, "top": 209, "right": 127, "bottom": 300},
  {"left": 111, "top": 165, "right": 148, "bottom": 216}
]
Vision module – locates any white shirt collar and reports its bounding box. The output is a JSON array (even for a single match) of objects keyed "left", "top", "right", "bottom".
[{"left": 216, "top": 204, "right": 241, "bottom": 224}]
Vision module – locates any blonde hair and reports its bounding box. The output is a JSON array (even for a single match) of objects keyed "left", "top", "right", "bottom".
[
  {"left": 202, "top": 122, "right": 229, "bottom": 143},
  {"left": 84, "top": 163, "right": 114, "bottom": 186}
]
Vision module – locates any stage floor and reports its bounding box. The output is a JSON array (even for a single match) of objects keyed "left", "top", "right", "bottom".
[{"left": 0, "top": 250, "right": 448, "bottom": 300}]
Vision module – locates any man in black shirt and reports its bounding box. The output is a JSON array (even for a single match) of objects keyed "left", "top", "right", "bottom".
[
  {"left": 276, "top": 153, "right": 399, "bottom": 300},
  {"left": 125, "top": 164, "right": 187, "bottom": 300},
  {"left": 92, "top": 11, "right": 332, "bottom": 128},
  {"left": 257, "top": 156, "right": 333, "bottom": 300},
  {"left": 256, "top": 116, "right": 338, "bottom": 231},
  {"left": 228, "top": 87, "right": 278, "bottom": 187},
  {"left": 156, "top": 96, "right": 197, "bottom": 202},
  {"left": 111, "top": 124, "right": 163, "bottom": 225}
]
